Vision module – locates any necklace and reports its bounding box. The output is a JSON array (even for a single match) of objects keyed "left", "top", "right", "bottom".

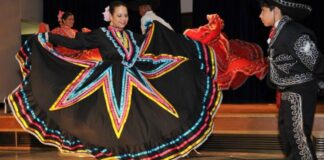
[
  {"left": 102, "top": 27, "right": 140, "bottom": 67},
  {"left": 116, "top": 31, "right": 129, "bottom": 49},
  {"left": 61, "top": 26, "right": 76, "bottom": 38}
]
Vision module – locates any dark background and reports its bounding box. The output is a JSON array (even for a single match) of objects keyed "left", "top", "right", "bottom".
[{"left": 43, "top": 0, "right": 324, "bottom": 103}]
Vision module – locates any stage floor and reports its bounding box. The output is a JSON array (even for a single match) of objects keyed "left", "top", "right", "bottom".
[
  {"left": 0, "top": 150, "right": 286, "bottom": 160},
  {"left": 2, "top": 103, "right": 324, "bottom": 159}
]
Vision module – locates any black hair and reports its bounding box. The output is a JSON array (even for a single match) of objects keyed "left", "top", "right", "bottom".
[
  {"left": 61, "top": 12, "right": 74, "bottom": 21},
  {"left": 109, "top": 1, "right": 127, "bottom": 14},
  {"left": 259, "top": 0, "right": 275, "bottom": 10}
]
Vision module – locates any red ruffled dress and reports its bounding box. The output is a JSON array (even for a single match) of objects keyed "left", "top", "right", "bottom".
[
  {"left": 184, "top": 14, "right": 269, "bottom": 90},
  {"left": 39, "top": 23, "right": 102, "bottom": 61}
]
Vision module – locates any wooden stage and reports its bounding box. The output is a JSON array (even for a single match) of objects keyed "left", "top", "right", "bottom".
[{"left": 1, "top": 103, "right": 324, "bottom": 152}]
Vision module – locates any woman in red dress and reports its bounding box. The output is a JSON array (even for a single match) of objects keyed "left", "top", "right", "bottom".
[
  {"left": 50, "top": 11, "right": 81, "bottom": 58},
  {"left": 39, "top": 11, "right": 102, "bottom": 61},
  {"left": 184, "top": 14, "right": 269, "bottom": 90}
]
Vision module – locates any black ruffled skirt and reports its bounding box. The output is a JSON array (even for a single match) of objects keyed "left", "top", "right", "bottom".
[{"left": 6, "top": 22, "right": 222, "bottom": 159}]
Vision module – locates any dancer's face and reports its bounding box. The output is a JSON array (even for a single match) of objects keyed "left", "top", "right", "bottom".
[
  {"left": 62, "top": 15, "right": 75, "bottom": 28},
  {"left": 259, "top": 6, "right": 275, "bottom": 27},
  {"left": 110, "top": 5, "right": 129, "bottom": 30}
]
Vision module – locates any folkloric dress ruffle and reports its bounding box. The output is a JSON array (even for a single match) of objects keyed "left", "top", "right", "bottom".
[
  {"left": 38, "top": 23, "right": 102, "bottom": 61},
  {"left": 184, "top": 14, "right": 269, "bottom": 90},
  {"left": 6, "top": 21, "right": 222, "bottom": 159}
]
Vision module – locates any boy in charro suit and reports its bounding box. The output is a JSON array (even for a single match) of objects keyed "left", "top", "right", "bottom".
[{"left": 258, "top": 0, "right": 323, "bottom": 159}]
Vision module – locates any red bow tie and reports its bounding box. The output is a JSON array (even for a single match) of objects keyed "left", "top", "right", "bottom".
[{"left": 269, "top": 27, "right": 276, "bottom": 39}]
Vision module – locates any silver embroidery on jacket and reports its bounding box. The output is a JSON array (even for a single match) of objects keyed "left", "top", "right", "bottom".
[
  {"left": 270, "top": 63, "right": 313, "bottom": 86},
  {"left": 319, "top": 81, "right": 324, "bottom": 89},
  {"left": 272, "top": 54, "right": 294, "bottom": 62},
  {"left": 281, "top": 92, "right": 313, "bottom": 160},
  {"left": 272, "top": 54, "right": 297, "bottom": 74},
  {"left": 269, "top": 53, "right": 313, "bottom": 86},
  {"left": 276, "top": 62, "right": 297, "bottom": 74},
  {"left": 294, "top": 35, "right": 319, "bottom": 71}
]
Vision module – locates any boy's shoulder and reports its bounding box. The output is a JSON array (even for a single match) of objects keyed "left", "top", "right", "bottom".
[
  {"left": 280, "top": 21, "right": 316, "bottom": 43},
  {"left": 284, "top": 21, "right": 313, "bottom": 36}
]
